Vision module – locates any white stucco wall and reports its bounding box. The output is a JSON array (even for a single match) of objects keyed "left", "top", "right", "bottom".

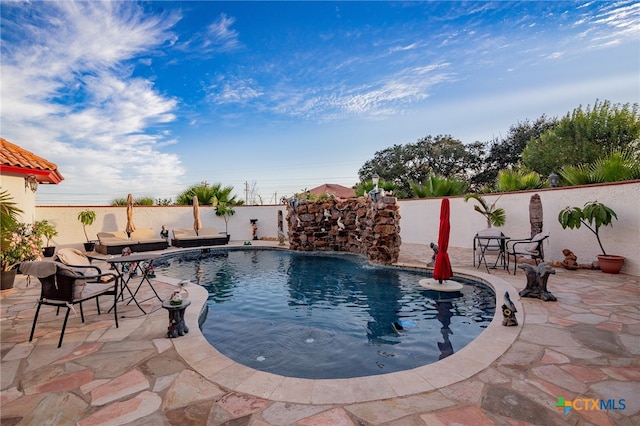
[
  {"left": 397, "top": 180, "right": 640, "bottom": 276},
  {"left": 1, "top": 174, "right": 37, "bottom": 223},
  {"left": 35, "top": 204, "right": 287, "bottom": 246},
  {"left": 33, "top": 180, "right": 639, "bottom": 276}
]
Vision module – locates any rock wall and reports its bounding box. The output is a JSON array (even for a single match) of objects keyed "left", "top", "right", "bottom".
[{"left": 286, "top": 196, "right": 401, "bottom": 264}]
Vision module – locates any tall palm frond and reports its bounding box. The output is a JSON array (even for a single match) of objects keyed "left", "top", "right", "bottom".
[
  {"left": 464, "top": 193, "right": 506, "bottom": 227},
  {"left": 496, "top": 169, "right": 543, "bottom": 191},
  {"left": 0, "top": 189, "right": 23, "bottom": 231},
  {"left": 411, "top": 175, "right": 467, "bottom": 198},
  {"left": 590, "top": 148, "right": 640, "bottom": 182},
  {"left": 559, "top": 164, "right": 594, "bottom": 185}
]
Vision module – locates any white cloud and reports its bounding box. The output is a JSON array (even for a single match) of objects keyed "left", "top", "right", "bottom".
[
  {"left": 206, "top": 13, "right": 241, "bottom": 52},
  {"left": 207, "top": 76, "right": 263, "bottom": 104},
  {"left": 1, "top": 1, "right": 184, "bottom": 203},
  {"left": 178, "top": 13, "right": 242, "bottom": 55}
]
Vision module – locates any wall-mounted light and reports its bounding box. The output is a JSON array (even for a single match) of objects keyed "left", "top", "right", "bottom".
[
  {"left": 25, "top": 175, "right": 38, "bottom": 192},
  {"left": 548, "top": 173, "right": 559, "bottom": 188}
]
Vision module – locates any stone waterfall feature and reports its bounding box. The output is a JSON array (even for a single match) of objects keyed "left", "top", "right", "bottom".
[{"left": 286, "top": 196, "right": 401, "bottom": 265}]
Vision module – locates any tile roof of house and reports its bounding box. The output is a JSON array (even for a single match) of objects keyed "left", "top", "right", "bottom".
[
  {"left": 308, "top": 183, "right": 356, "bottom": 199},
  {"left": 0, "top": 138, "right": 64, "bottom": 184}
]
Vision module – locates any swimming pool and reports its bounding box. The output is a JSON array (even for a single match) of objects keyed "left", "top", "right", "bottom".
[{"left": 154, "top": 248, "right": 495, "bottom": 379}]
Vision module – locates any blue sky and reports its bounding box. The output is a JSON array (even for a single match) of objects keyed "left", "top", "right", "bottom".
[{"left": 1, "top": 1, "right": 638, "bottom": 205}]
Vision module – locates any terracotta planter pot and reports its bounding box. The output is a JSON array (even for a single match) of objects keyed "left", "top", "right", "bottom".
[
  {"left": 597, "top": 255, "right": 625, "bottom": 274},
  {"left": 1, "top": 269, "right": 18, "bottom": 290}
]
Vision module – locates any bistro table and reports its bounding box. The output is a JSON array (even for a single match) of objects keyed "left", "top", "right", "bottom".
[
  {"left": 105, "top": 253, "right": 162, "bottom": 314},
  {"left": 473, "top": 234, "right": 510, "bottom": 273}
]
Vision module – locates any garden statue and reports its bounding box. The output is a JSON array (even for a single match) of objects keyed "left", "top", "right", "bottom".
[
  {"left": 250, "top": 219, "right": 258, "bottom": 240},
  {"left": 557, "top": 248, "right": 595, "bottom": 270},
  {"left": 519, "top": 262, "right": 557, "bottom": 301},
  {"left": 428, "top": 242, "right": 438, "bottom": 267},
  {"left": 502, "top": 291, "right": 518, "bottom": 326}
]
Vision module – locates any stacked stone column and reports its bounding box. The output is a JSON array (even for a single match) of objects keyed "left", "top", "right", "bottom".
[{"left": 286, "top": 196, "right": 401, "bottom": 265}]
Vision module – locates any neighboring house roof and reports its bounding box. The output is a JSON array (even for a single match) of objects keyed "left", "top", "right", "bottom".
[
  {"left": 0, "top": 138, "right": 64, "bottom": 184},
  {"left": 308, "top": 183, "right": 356, "bottom": 199}
]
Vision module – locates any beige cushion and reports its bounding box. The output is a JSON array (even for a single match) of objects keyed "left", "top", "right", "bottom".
[
  {"left": 75, "top": 282, "right": 115, "bottom": 300},
  {"left": 199, "top": 227, "right": 220, "bottom": 236},
  {"left": 98, "top": 231, "right": 128, "bottom": 241},
  {"left": 135, "top": 237, "right": 166, "bottom": 244},
  {"left": 56, "top": 248, "right": 93, "bottom": 275},
  {"left": 524, "top": 232, "right": 547, "bottom": 253},
  {"left": 73, "top": 280, "right": 87, "bottom": 299},
  {"left": 129, "top": 228, "right": 155, "bottom": 240},
  {"left": 173, "top": 228, "right": 198, "bottom": 239},
  {"left": 56, "top": 248, "right": 91, "bottom": 266},
  {"left": 98, "top": 238, "right": 129, "bottom": 246}
]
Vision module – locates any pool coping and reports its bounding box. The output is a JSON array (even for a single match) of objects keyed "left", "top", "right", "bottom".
[{"left": 157, "top": 264, "right": 522, "bottom": 405}]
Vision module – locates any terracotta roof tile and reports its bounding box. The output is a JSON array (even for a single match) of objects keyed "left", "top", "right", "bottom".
[
  {"left": 0, "top": 138, "right": 64, "bottom": 184},
  {"left": 308, "top": 183, "right": 356, "bottom": 199}
]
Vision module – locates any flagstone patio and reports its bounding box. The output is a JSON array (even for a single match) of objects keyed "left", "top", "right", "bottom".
[{"left": 1, "top": 241, "right": 639, "bottom": 425}]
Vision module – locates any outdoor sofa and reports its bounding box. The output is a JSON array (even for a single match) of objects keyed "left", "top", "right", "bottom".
[
  {"left": 171, "top": 227, "right": 230, "bottom": 248},
  {"left": 96, "top": 228, "right": 168, "bottom": 255}
]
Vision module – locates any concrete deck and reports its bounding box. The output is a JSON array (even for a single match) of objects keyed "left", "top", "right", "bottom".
[{"left": 1, "top": 242, "right": 639, "bottom": 425}]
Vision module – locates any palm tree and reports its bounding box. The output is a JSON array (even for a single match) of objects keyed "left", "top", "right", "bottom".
[
  {"left": 0, "top": 189, "right": 23, "bottom": 231},
  {"left": 495, "top": 169, "right": 543, "bottom": 192},
  {"left": 176, "top": 182, "right": 242, "bottom": 206},
  {"left": 464, "top": 193, "right": 506, "bottom": 227},
  {"left": 411, "top": 175, "right": 467, "bottom": 198},
  {"left": 560, "top": 148, "right": 640, "bottom": 185}
]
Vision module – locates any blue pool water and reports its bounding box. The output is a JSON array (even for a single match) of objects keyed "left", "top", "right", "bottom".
[{"left": 154, "top": 249, "right": 495, "bottom": 379}]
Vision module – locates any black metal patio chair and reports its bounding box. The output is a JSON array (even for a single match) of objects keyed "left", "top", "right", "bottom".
[
  {"left": 21, "top": 261, "right": 118, "bottom": 348},
  {"left": 506, "top": 232, "right": 549, "bottom": 275}
]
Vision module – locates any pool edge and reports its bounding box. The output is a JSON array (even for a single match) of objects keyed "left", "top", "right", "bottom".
[{"left": 169, "top": 263, "right": 523, "bottom": 404}]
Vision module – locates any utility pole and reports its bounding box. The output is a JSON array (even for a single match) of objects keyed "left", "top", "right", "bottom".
[{"left": 245, "top": 181, "right": 249, "bottom": 205}]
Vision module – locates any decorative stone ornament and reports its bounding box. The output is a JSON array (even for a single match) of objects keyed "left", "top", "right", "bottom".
[
  {"left": 519, "top": 263, "right": 557, "bottom": 301},
  {"left": 502, "top": 291, "right": 518, "bottom": 326}
]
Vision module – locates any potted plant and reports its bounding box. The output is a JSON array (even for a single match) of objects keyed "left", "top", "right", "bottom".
[
  {"left": 464, "top": 194, "right": 506, "bottom": 228},
  {"left": 34, "top": 220, "right": 58, "bottom": 257},
  {"left": 214, "top": 200, "right": 235, "bottom": 242},
  {"left": 77, "top": 209, "right": 97, "bottom": 252},
  {"left": 558, "top": 201, "right": 624, "bottom": 273},
  {"left": 1, "top": 223, "right": 43, "bottom": 289}
]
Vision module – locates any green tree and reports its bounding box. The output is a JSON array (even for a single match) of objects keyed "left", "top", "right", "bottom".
[
  {"left": 410, "top": 175, "right": 467, "bottom": 198},
  {"left": 135, "top": 196, "right": 154, "bottom": 206},
  {"left": 522, "top": 100, "right": 640, "bottom": 176},
  {"left": 495, "top": 169, "right": 544, "bottom": 192},
  {"left": 464, "top": 194, "right": 506, "bottom": 227},
  {"left": 358, "top": 135, "right": 480, "bottom": 197},
  {"left": 213, "top": 200, "right": 235, "bottom": 234},
  {"left": 175, "top": 182, "right": 242, "bottom": 206},
  {"left": 475, "top": 116, "right": 556, "bottom": 189},
  {"left": 111, "top": 196, "right": 154, "bottom": 205},
  {"left": 560, "top": 147, "right": 640, "bottom": 185}
]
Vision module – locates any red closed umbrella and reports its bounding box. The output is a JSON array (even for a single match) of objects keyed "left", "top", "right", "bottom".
[{"left": 433, "top": 198, "right": 453, "bottom": 283}]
